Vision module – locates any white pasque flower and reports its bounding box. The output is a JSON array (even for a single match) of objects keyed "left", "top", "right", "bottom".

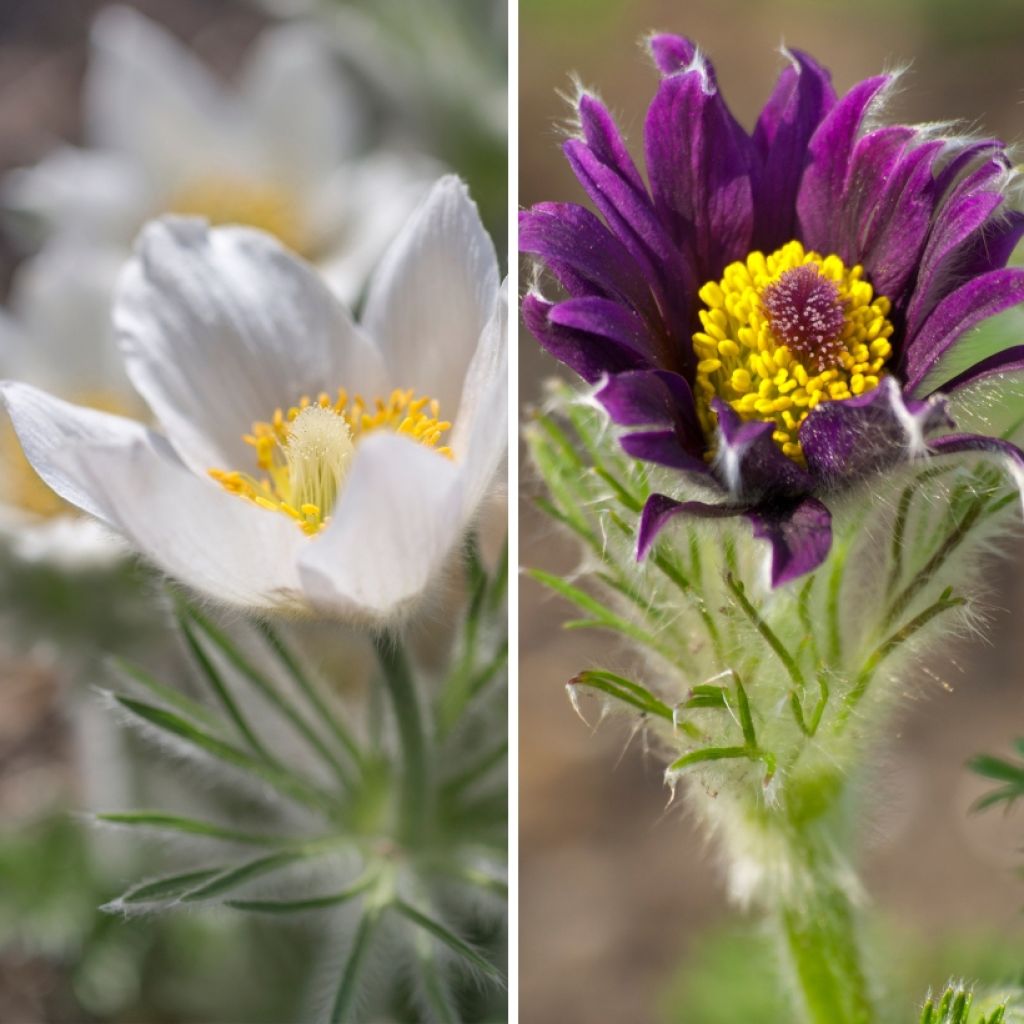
[
  {"left": 3, "top": 4, "right": 438, "bottom": 305},
  {"left": 1, "top": 176, "right": 507, "bottom": 619},
  {"left": 0, "top": 244, "right": 134, "bottom": 569}
]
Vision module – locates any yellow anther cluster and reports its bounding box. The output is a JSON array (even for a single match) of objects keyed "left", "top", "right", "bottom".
[
  {"left": 210, "top": 388, "right": 453, "bottom": 536},
  {"left": 168, "top": 176, "right": 308, "bottom": 256},
  {"left": 692, "top": 240, "right": 894, "bottom": 464}
]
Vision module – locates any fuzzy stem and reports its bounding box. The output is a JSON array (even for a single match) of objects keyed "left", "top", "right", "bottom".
[
  {"left": 373, "top": 636, "right": 429, "bottom": 844},
  {"left": 778, "top": 865, "right": 874, "bottom": 1024}
]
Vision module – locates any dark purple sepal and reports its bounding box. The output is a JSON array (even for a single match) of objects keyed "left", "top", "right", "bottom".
[
  {"left": 800, "top": 377, "right": 951, "bottom": 485},
  {"left": 620, "top": 431, "right": 711, "bottom": 474},
  {"left": 577, "top": 93, "right": 648, "bottom": 197},
  {"left": 711, "top": 398, "right": 814, "bottom": 499},
  {"left": 643, "top": 57, "right": 756, "bottom": 279},
  {"left": 858, "top": 139, "right": 944, "bottom": 301},
  {"left": 521, "top": 293, "right": 649, "bottom": 383},
  {"left": 902, "top": 267, "right": 1024, "bottom": 394},
  {"left": 748, "top": 496, "right": 834, "bottom": 586},
  {"left": 796, "top": 74, "right": 894, "bottom": 253},
  {"left": 752, "top": 48, "right": 836, "bottom": 250},
  {"left": 647, "top": 34, "right": 701, "bottom": 78},
  {"left": 518, "top": 203, "right": 658, "bottom": 321},
  {"left": 636, "top": 493, "right": 743, "bottom": 559},
  {"left": 597, "top": 369, "right": 708, "bottom": 470}
]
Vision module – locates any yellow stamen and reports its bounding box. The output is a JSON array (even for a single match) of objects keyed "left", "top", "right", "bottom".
[
  {"left": 210, "top": 387, "right": 453, "bottom": 534},
  {"left": 693, "top": 240, "right": 894, "bottom": 465}
]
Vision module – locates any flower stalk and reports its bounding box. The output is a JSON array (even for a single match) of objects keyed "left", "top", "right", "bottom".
[{"left": 374, "top": 634, "right": 431, "bottom": 845}]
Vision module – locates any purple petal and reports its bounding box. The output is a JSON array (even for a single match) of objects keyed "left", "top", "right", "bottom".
[
  {"left": 522, "top": 293, "right": 650, "bottom": 383},
  {"left": 620, "top": 431, "right": 710, "bottom": 474},
  {"left": 637, "top": 493, "right": 742, "bottom": 559},
  {"left": 836, "top": 126, "right": 916, "bottom": 260},
  {"left": 578, "top": 93, "right": 647, "bottom": 195},
  {"left": 932, "top": 139, "right": 1006, "bottom": 197},
  {"left": 939, "top": 345, "right": 1024, "bottom": 394},
  {"left": 643, "top": 56, "right": 756, "bottom": 279},
  {"left": 902, "top": 268, "right": 1024, "bottom": 393},
  {"left": 519, "top": 203, "right": 658, "bottom": 321},
  {"left": 752, "top": 48, "right": 836, "bottom": 250},
  {"left": 647, "top": 34, "right": 701, "bottom": 78},
  {"left": 563, "top": 137, "right": 696, "bottom": 365},
  {"left": 905, "top": 187, "right": 1005, "bottom": 339},
  {"left": 748, "top": 497, "right": 833, "bottom": 586},
  {"left": 800, "top": 377, "right": 951, "bottom": 484},
  {"left": 711, "top": 399, "right": 814, "bottom": 498},
  {"left": 958, "top": 209, "right": 1024, "bottom": 279},
  {"left": 858, "top": 140, "right": 944, "bottom": 301},
  {"left": 596, "top": 368, "right": 707, "bottom": 467},
  {"left": 796, "top": 74, "right": 894, "bottom": 253}
]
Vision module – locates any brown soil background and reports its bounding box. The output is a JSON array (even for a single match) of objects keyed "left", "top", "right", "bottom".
[{"left": 520, "top": 2, "right": 1024, "bottom": 1021}]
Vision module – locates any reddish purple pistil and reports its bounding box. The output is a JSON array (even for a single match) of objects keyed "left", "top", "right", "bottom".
[{"left": 761, "top": 264, "right": 846, "bottom": 373}]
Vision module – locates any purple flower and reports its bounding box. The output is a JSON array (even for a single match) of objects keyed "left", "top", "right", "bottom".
[{"left": 522, "top": 38, "right": 1024, "bottom": 586}]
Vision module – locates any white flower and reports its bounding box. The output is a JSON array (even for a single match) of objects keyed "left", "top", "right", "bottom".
[
  {"left": 1, "top": 176, "right": 507, "bottom": 620},
  {"left": 3, "top": 5, "right": 438, "bottom": 305},
  {"left": 0, "top": 243, "right": 135, "bottom": 567}
]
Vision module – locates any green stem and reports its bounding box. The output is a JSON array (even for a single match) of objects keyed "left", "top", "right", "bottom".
[
  {"left": 779, "top": 867, "right": 875, "bottom": 1024},
  {"left": 373, "top": 635, "right": 429, "bottom": 844}
]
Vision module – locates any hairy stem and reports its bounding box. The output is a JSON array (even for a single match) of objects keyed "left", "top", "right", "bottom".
[
  {"left": 373, "top": 636, "right": 429, "bottom": 844},
  {"left": 779, "top": 866, "right": 874, "bottom": 1024}
]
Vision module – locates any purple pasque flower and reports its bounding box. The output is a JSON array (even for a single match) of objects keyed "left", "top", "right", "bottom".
[{"left": 521, "top": 36, "right": 1024, "bottom": 586}]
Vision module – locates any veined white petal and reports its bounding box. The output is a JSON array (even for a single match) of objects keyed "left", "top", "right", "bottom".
[
  {"left": 298, "top": 432, "right": 462, "bottom": 619},
  {"left": 65, "top": 439, "right": 306, "bottom": 611},
  {"left": 451, "top": 281, "right": 508, "bottom": 515},
  {"left": 311, "top": 152, "right": 440, "bottom": 306},
  {"left": 238, "top": 22, "right": 364, "bottom": 187},
  {"left": 116, "top": 218, "right": 386, "bottom": 475},
  {"left": 85, "top": 6, "right": 232, "bottom": 188},
  {"left": 0, "top": 382, "right": 154, "bottom": 525},
  {"left": 361, "top": 175, "right": 499, "bottom": 416},
  {"left": 1, "top": 146, "right": 151, "bottom": 244}
]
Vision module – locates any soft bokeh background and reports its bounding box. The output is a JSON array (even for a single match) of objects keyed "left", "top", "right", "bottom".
[
  {"left": 0, "top": 1, "right": 506, "bottom": 1020},
  {"left": 519, "top": 2, "right": 1024, "bottom": 1021}
]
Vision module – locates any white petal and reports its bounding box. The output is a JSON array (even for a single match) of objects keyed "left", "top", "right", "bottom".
[
  {"left": 6, "top": 241, "right": 135, "bottom": 402},
  {"left": 66, "top": 439, "right": 306, "bottom": 611},
  {"left": 85, "top": 7, "right": 231, "bottom": 187},
  {"left": 0, "top": 382, "right": 152, "bottom": 524},
  {"left": 299, "top": 433, "right": 462, "bottom": 619},
  {"left": 2, "top": 146, "right": 150, "bottom": 244},
  {"left": 311, "top": 152, "right": 441, "bottom": 306},
  {"left": 451, "top": 281, "right": 508, "bottom": 516},
  {"left": 116, "top": 218, "right": 386, "bottom": 475},
  {"left": 361, "top": 175, "right": 499, "bottom": 417},
  {"left": 238, "top": 23, "right": 364, "bottom": 187}
]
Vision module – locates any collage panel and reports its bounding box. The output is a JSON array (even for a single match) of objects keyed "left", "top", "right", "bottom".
[
  {"left": 520, "top": 1, "right": 1024, "bottom": 1022},
  {"left": 0, "top": 2, "right": 507, "bottom": 1022}
]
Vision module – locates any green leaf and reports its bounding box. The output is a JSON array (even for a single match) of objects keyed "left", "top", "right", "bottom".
[
  {"left": 330, "top": 908, "right": 382, "bottom": 1024},
  {"left": 226, "top": 870, "right": 375, "bottom": 914},
  {"left": 180, "top": 850, "right": 309, "bottom": 902},
  {"left": 115, "top": 866, "right": 225, "bottom": 905},
  {"left": 571, "top": 669, "right": 674, "bottom": 722},
  {"left": 393, "top": 899, "right": 505, "bottom": 985},
  {"left": 109, "top": 657, "right": 221, "bottom": 730},
  {"left": 113, "top": 694, "right": 336, "bottom": 815},
  {"left": 95, "top": 812, "right": 293, "bottom": 846},
  {"left": 969, "top": 745, "right": 1024, "bottom": 811}
]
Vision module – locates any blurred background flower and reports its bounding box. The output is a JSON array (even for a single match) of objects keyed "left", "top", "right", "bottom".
[
  {"left": 520, "top": 2, "right": 1024, "bottom": 1022},
  {"left": 0, "top": 1, "right": 506, "bottom": 1020}
]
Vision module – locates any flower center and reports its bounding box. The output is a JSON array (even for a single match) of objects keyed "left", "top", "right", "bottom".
[
  {"left": 210, "top": 389, "right": 452, "bottom": 535},
  {"left": 692, "top": 241, "right": 895, "bottom": 464},
  {"left": 168, "top": 176, "right": 308, "bottom": 256}
]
